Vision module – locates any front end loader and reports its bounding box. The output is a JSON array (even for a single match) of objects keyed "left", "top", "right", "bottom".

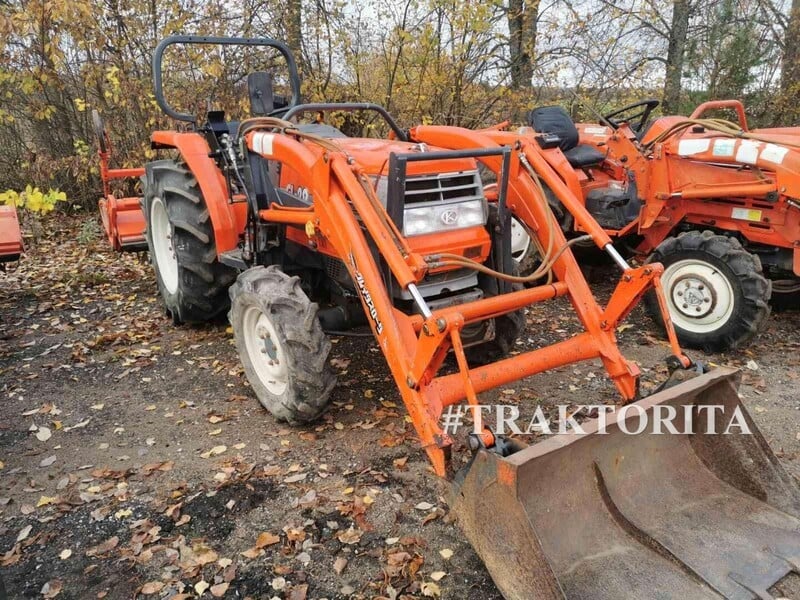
[{"left": 134, "top": 36, "right": 800, "bottom": 598}]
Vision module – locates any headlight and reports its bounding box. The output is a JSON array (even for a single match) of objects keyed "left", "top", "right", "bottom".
[
  {"left": 403, "top": 199, "right": 487, "bottom": 236},
  {"left": 368, "top": 171, "right": 488, "bottom": 237}
]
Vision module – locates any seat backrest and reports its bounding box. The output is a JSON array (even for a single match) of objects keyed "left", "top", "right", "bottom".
[
  {"left": 527, "top": 106, "right": 579, "bottom": 152},
  {"left": 248, "top": 71, "right": 275, "bottom": 116}
]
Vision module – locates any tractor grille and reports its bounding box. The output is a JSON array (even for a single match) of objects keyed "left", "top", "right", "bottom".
[{"left": 403, "top": 170, "right": 483, "bottom": 205}]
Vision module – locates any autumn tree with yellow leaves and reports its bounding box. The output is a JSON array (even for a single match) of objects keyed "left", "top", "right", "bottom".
[{"left": 0, "top": 0, "right": 796, "bottom": 207}]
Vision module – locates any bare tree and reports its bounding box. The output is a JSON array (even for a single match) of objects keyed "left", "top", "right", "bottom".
[
  {"left": 508, "top": 0, "right": 541, "bottom": 90},
  {"left": 782, "top": 0, "right": 800, "bottom": 94},
  {"left": 663, "top": 0, "right": 690, "bottom": 112}
]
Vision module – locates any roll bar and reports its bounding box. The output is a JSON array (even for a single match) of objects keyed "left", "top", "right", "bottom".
[{"left": 152, "top": 35, "right": 302, "bottom": 123}]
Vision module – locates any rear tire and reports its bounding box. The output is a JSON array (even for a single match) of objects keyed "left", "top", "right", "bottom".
[
  {"left": 645, "top": 231, "right": 771, "bottom": 352},
  {"left": 229, "top": 266, "right": 336, "bottom": 423},
  {"left": 143, "top": 160, "right": 236, "bottom": 323}
]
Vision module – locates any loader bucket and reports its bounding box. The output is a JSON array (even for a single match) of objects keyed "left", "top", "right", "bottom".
[{"left": 452, "top": 367, "right": 800, "bottom": 600}]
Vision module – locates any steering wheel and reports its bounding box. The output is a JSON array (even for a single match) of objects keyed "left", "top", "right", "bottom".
[{"left": 602, "top": 99, "right": 660, "bottom": 133}]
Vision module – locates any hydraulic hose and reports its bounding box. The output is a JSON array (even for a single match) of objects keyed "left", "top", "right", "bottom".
[{"left": 643, "top": 117, "right": 800, "bottom": 151}]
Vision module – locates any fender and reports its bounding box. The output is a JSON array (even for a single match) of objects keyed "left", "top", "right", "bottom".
[{"left": 150, "top": 130, "right": 245, "bottom": 253}]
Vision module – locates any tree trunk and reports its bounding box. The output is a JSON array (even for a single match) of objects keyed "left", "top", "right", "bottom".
[
  {"left": 663, "top": 0, "right": 690, "bottom": 113},
  {"left": 508, "top": 0, "right": 540, "bottom": 91},
  {"left": 782, "top": 0, "right": 800, "bottom": 94},
  {"left": 286, "top": 0, "right": 303, "bottom": 72}
]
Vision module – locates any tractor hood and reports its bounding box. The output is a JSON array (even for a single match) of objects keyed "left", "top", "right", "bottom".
[{"left": 334, "top": 137, "right": 478, "bottom": 176}]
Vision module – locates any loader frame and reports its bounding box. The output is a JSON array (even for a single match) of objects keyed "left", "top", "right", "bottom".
[
  {"left": 241, "top": 123, "right": 687, "bottom": 475},
  {"left": 102, "top": 34, "right": 691, "bottom": 477}
]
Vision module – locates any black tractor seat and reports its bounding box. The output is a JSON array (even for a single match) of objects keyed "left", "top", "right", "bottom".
[
  {"left": 527, "top": 105, "right": 606, "bottom": 169},
  {"left": 295, "top": 123, "right": 347, "bottom": 138}
]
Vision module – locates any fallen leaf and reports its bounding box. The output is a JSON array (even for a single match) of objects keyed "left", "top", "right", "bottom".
[
  {"left": 63, "top": 418, "right": 91, "bottom": 431},
  {"left": 333, "top": 556, "right": 348, "bottom": 575},
  {"left": 240, "top": 547, "right": 263, "bottom": 559},
  {"left": 439, "top": 548, "right": 453, "bottom": 560},
  {"left": 39, "top": 455, "right": 56, "bottom": 467},
  {"left": 16, "top": 525, "right": 32, "bottom": 542},
  {"left": 422, "top": 581, "right": 441, "bottom": 597},
  {"left": 430, "top": 571, "right": 446, "bottom": 581},
  {"left": 337, "top": 526, "right": 362, "bottom": 545},
  {"left": 271, "top": 577, "right": 286, "bottom": 591},
  {"left": 194, "top": 580, "right": 210, "bottom": 595},
  {"left": 255, "top": 532, "right": 280, "bottom": 548},
  {"left": 41, "top": 579, "right": 63, "bottom": 599},
  {"left": 211, "top": 582, "right": 229, "bottom": 597},
  {"left": 37, "top": 495, "right": 57, "bottom": 507},
  {"left": 35, "top": 427, "right": 52, "bottom": 442},
  {"left": 86, "top": 536, "right": 119, "bottom": 557},
  {"left": 59, "top": 549, "right": 72, "bottom": 560},
  {"left": 200, "top": 445, "right": 227, "bottom": 458},
  {"left": 140, "top": 581, "right": 164, "bottom": 595},
  {"left": 415, "top": 501, "right": 434, "bottom": 511}
]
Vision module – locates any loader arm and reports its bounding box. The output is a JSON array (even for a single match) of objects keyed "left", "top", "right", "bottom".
[{"left": 243, "top": 123, "right": 697, "bottom": 475}]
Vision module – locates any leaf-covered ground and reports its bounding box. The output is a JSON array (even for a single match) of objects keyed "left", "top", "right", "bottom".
[{"left": 1, "top": 215, "right": 799, "bottom": 599}]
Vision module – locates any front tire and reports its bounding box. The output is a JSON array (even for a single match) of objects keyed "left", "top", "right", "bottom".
[
  {"left": 229, "top": 266, "right": 336, "bottom": 423},
  {"left": 143, "top": 160, "right": 237, "bottom": 323},
  {"left": 645, "top": 231, "right": 771, "bottom": 352}
]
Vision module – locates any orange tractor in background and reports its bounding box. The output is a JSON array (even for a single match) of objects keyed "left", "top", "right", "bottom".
[
  {"left": 521, "top": 99, "right": 800, "bottom": 352},
  {"left": 0, "top": 205, "right": 23, "bottom": 265},
  {"left": 95, "top": 36, "right": 800, "bottom": 599}
]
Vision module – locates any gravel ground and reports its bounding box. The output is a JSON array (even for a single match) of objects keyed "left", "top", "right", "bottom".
[{"left": 0, "top": 215, "right": 798, "bottom": 599}]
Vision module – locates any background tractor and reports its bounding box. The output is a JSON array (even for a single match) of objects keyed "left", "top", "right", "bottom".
[
  {"left": 96, "top": 35, "right": 800, "bottom": 599},
  {"left": 519, "top": 99, "right": 800, "bottom": 352}
]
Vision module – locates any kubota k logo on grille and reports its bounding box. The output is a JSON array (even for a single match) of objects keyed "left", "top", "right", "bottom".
[{"left": 440, "top": 209, "right": 458, "bottom": 225}]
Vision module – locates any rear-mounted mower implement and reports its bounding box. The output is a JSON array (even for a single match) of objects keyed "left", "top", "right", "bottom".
[
  {"left": 93, "top": 110, "right": 146, "bottom": 251},
  {"left": 0, "top": 205, "right": 23, "bottom": 264},
  {"left": 110, "top": 35, "right": 800, "bottom": 598}
]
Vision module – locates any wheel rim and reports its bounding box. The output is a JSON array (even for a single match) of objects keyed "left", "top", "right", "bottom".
[
  {"left": 510, "top": 217, "right": 531, "bottom": 262},
  {"left": 662, "top": 258, "right": 735, "bottom": 334},
  {"left": 150, "top": 197, "right": 179, "bottom": 295},
  {"left": 242, "top": 305, "right": 288, "bottom": 395}
]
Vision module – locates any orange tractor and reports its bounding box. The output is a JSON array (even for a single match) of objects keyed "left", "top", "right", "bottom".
[
  {"left": 0, "top": 205, "right": 23, "bottom": 265},
  {"left": 521, "top": 99, "right": 800, "bottom": 352},
  {"left": 97, "top": 36, "right": 800, "bottom": 598}
]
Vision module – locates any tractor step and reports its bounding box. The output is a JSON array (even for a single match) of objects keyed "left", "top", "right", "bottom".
[{"left": 219, "top": 249, "right": 248, "bottom": 270}]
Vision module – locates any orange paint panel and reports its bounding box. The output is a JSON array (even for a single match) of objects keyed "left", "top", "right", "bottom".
[
  {"left": 0, "top": 205, "right": 23, "bottom": 261},
  {"left": 151, "top": 130, "right": 243, "bottom": 252}
]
